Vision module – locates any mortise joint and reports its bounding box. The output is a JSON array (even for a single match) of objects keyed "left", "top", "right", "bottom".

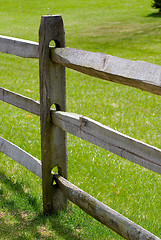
[{"left": 51, "top": 103, "right": 61, "bottom": 111}]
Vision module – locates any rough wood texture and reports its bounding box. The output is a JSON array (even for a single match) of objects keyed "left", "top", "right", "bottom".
[
  {"left": 53, "top": 173, "right": 160, "bottom": 240},
  {"left": 51, "top": 111, "right": 161, "bottom": 175},
  {"left": 0, "top": 137, "right": 42, "bottom": 178},
  {"left": 0, "top": 87, "right": 40, "bottom": 116},
  {"left": 51, "top": 48, "right": 161, "bottom": 96},
  {"left": 39, "top": 15, "right": 67, "bottom": 213},
  {"left": 0, "top": 35, "right": 39, "bottom": 58}
]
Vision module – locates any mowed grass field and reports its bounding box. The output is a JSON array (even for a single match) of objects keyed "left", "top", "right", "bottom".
[{"left": 0, "top": 0, "right": 161, "bottom": 239}]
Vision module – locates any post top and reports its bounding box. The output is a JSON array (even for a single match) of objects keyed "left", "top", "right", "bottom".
[{"left": 41, "top": 14, "right": 62, "bottom": 18}]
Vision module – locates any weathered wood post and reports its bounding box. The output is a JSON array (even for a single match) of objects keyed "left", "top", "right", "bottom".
[{"left": 39, "top": 15, "right": 68, "bottom": 213}]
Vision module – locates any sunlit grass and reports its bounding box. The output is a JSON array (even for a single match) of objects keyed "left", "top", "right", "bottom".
[{"left": 0, "top": 0, "right": 161, "bottom": 239}]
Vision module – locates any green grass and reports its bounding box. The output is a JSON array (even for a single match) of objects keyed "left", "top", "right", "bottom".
[{"left": 0, "top": 0, "right": 161, "bottom": 239}]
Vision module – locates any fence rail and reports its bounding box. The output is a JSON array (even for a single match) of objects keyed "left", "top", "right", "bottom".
[
  {"left": 0, "top": 15, "right": 161, "bottom": 240},
  {"left": 0, "top": 35, "right": 39, "bottom": 58},
  {"left": 0, "top": 87, "right": 40, "bottom": 116},
  {"left": 0, "top": 137, "right": 42, "bottom": 178},
  {"left": 53, "top": 173, "right": 159, "bottom": 240},
  {"left": 52, "top": 47, "right": 161, "bottom": 96},
  {"left": 1, "top": 34, "right": 161, "bottom": 96},
  {"left": 51, "top": 110, "right": 161, "bottom": 174}
]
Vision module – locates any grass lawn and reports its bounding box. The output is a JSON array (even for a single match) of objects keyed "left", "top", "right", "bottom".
[{"left": 0, "top": 0, "right": 161, "bottom": 239}]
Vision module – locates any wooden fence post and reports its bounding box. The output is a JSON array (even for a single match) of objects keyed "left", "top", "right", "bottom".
[{"left": 39, "top": 15, "right": 67, "bottom": 213}]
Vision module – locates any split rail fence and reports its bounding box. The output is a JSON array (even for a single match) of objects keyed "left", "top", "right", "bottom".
[{"left": 0, "top": 15, "right": 161, "bottom": 240}]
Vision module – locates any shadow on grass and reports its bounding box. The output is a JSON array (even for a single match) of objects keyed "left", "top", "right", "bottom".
[
  {"left": 146, "top": 12, "right": 161, "bottom": 18},
  {"left": 0, "top": 172, "right": 83, "bottom": 240}
]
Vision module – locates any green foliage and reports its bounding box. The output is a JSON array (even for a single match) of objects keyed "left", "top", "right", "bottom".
[
  {"left": 0, "top": 0, "right": 161, "bottom": 239},
  {"left": 152, "top": 0, "right": 161, "bottom": 11}
]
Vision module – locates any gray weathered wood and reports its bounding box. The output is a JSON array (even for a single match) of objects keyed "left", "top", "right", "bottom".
[
  {"left": 51, "top": 111, "right": 161, "bottom": 174},
  {"left": 39, "top": 15, "right": 67, "bottom": 213},
  {"left": 0, "top": 137, "right": 42, "bottom": 178},
  {"left": 0, "top": 35, "right": 39, "bottom": 58},
  {"left": 51, "top": 48, "right": 161, "bottom": 96},
  {"left": 53, "top": 173, "right": 160, "bottom": 240},
  {"left": 0, "top": 87, "right": 40, "bottom": 116}
]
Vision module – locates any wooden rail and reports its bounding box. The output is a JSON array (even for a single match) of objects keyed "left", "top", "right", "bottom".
[
  {"left": 0, "top": 35, "right": 39, "bottom": 58},
  {"left": 0, "top": 137, "right": 42, "bottom": 178},
  {"left": 1, "top": 34, "right": 161, "bottom": 96},
  {"left": 51, "top": 47, "right": 161, "bottom": 96},
  {"left": 53, "top": 173, "right": 160, "bottom": 240},
  {"left": 0, "top": 87, "right": 40, "bottom": 116},
  {"left": 0, "top": 15, "right": 161, "bottom": 240},
  {"left": 51, "top": 110, "right": 161, "bottom": 174}
]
